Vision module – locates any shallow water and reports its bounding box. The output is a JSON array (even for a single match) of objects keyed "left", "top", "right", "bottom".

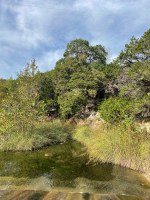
[{"left": 0, "top": 142, "right": 150, "bottom": 198}]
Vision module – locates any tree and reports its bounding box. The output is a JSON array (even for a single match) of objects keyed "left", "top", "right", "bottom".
[
  {"left": 117, "top": 29, "right": 150, "bottom": 67},
  {"left": 0, "top": 60, "right": 44, "bottom": 137},
  {"left": 106, "top": 30, "right": 150, "bottom": 120},
  {"left": 0, "top": 79, "right": 9, "bottom": 102},
  {"left": 38, "top": 70, "right": 58, "bottom": 116},
  {"left": 63, "top": 39, "right": 107, "bottom": 65},
  {"left": 52, "top": 39, "right": 107, "bottom": 118},
  {"left": 0, "top": 78, "right": 17, "bottom": 104},
  {"left": 58, "top": 89, "right": 86, "bottom": 118}
]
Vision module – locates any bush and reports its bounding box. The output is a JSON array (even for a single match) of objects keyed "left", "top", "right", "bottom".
[
  {"left": 98, "top": 96, "right": 150, "bottom": 123},
  {"left": 32, "top": 120, "right": 72, "bottom": 149},
  {"left": 98, "top": 97, "right": 134, "bottom": 123}
]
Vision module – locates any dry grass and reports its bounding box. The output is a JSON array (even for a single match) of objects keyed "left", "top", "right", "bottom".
[
  {"left": 74, "top": 121, "right": 150, "bottom": 173},
  {"left": 0, "top": 120, "right": 73, "bottom": 151}
]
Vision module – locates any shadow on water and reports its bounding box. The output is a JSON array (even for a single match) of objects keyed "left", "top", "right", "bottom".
[
  {"left": 82, "top": 193, "right": 90, "bottom": 200},
  {"left": 0, "top": 142, "right": 114, "bottom": 182},
  {"left": 0, "top": 141, "right": 150, "bottom": 198}
]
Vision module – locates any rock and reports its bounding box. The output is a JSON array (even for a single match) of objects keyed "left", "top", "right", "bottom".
[
  {"left": 87, "top": 112, "right": 106, "bottom": 125},
  {"left": 139, "top": 122, "right": 150, "bottom": 133}
]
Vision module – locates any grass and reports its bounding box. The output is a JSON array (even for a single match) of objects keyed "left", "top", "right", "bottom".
[
  {"left": 0, "top": 120, "right": 73, "bottom": 151},
  {"left": 1, "top": 113, "right": 150, "bottom": 175},
  {"left": 73, "top": 120, "right": 150, "bottom": 173}
]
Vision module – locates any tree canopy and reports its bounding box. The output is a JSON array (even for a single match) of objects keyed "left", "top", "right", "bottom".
[
  {"left": 117, "top": 29, "right": 150, "bottom": 67},
  {"left": 63, "top": 39, "right": 107, "bottom": 65},
  {"left": 52, "top": 39, "right": 107, "bottom": 118},
  {"left": 1, "top": 31, "right": 150, "bottom": 121}
]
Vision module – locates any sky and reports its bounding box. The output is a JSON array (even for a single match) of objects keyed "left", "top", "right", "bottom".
[{"left": 0, "top": 0, "right": 150, "bottom": 79}]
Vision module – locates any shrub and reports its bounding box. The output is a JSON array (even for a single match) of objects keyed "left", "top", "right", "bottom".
[
  {"left": 98, "top": 96, "right": 150, "bottom": 123},
  {"left": 98, "top": 97, "right": 134, "bottom": 123}
]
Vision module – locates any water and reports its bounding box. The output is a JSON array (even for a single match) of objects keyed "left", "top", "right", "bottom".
[{"left": 0, "top": 141, "right": 150, "bottom": 198}]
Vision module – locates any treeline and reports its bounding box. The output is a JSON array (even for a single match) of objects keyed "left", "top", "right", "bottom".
[
  {"left": 2, "top": 30, "right": 150, "bottom": 121},
  {"left": 0, "top": 29, "right": 150, "bottom": 151}
]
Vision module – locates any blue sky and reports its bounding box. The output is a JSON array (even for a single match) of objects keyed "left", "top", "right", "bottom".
[{"left": 0, "top": 0, "right": 150, "bottom": 79}]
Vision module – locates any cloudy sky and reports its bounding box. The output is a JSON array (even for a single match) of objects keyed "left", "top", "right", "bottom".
[{"left": 0, "top": 0, "right": 150, "bottom": 79}]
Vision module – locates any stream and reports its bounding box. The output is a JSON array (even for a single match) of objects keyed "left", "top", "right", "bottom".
[{"left": 0, "top": 141, "right": 150, "bottom": 199}]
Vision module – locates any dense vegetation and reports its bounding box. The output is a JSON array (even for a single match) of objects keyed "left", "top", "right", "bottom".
[{"left": 0, "top": 29, "right": 150, "bottom": 173}]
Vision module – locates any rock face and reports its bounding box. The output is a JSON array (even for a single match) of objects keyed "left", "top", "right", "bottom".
[
  {"left": 87, "top": 111, "right": 105, "bottom": 124},
  {"left": 139, "top": 122, "right": 150, "bottom": 133},
  {"left": 105, "top": 67, "right": 146, "bottom": 99},
  {"left": 0, "top": 190, "right": 147, "bottom": 200},
  {"left": 135, "top": 104, "right": 150, "bottom": 121}
]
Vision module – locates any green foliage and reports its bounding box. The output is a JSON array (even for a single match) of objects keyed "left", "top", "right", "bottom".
[
  {"left": 107, "top": 29, "right": 150, "bottom": 120},
  {"left": 74, "top": 122, "right": 150, "bottom": 172},
  {"left": 38, "top": 70, "right": 58, "bottom": 114},
  {"left": 58, "top": 89, "right": 86, "bottom": 118},
  {"left": 0, "top": 78, "right": 17, "bottom": 103},
  {"left": 0, "top": 120, "right": 72, "bottom": 151},
  {"left": 128, "top": 61, "right": 150, "bottom": 82},
  {"left": 54, "top": 60, "right": 105, "bottom": 117},
  {"left": 102, "top": 62, "right": 121, "bottom": 80},
  {"left": 99, "top": 94, "right": 150, "bottom": 123},
  {"left": 64, "top": 39, "right": 107, "bottom": 65},
  {"left": 33, "top": 120, "right": 72, "bottom": 148},
  {"left": 117, "top": 29, "right": 150, "bottom": 66},
  {"left": 0, "top": 60, "right": 44, "bottom": 138},
  {"left": 0, "top": 29, "right": 150, "bottom": 154},
  {"left": 0, "top": 60, "right": 73, "bottom": 151},
  {"left": 99, "top": 97, "right": 137, "bottom": 123},
  {"left": 39, "top": 71, "right": 55, "bottom": 101},
  {"left": 52, "top": 39, "right": 107, "bottom": 118},
  {"left": 117, "top": 62, "right": 150, "bottom": 100}
]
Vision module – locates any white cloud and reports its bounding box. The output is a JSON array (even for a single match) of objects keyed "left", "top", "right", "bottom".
[
  {"left": 0, "top": 0, "right": 150, "bottom": 78},
  {"left": 37, "top": 49, "right": 64, "bottom": 72}
]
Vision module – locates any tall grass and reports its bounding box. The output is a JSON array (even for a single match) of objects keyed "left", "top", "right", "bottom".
[
  {"left": 74, "top": 121, "right": 150, "bottom": 173},
  {"left": 0, "top": 120, "right": 73, "bottom": 151}
]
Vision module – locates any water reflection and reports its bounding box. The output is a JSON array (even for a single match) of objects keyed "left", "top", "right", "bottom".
[
  {"left": 0, "top": 142, "right": 113, "bottom": 180},
  {"left": 0, "top": 142, "right": 150, "bottom": 198}
]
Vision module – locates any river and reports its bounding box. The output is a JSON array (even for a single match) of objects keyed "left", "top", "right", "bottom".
[{"left": 0, "top": 142, "right": 150, "bottom": 199}]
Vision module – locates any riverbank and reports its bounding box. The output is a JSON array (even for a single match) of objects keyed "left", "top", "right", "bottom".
[
  {"left": 1, "top": 116, "right": 150, "bottom": 178},
  {"left": 73, "top": 118, "right": 150, "bottom": 175},
  {"left": 0, "top": 120, "right": 73, "bottom": 151},
  {"left": 143, "top": 173, "right": 150, "bottom": 184}
]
